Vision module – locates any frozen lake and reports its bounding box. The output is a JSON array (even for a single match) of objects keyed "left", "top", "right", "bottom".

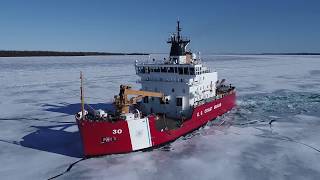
[{"left": 0, "top": 55, "right": 319, "bottom": 180}]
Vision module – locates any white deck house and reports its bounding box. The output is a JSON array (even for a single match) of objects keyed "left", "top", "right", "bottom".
[{"left": 135, "top": 62, "right": 217, "bottom": 119}]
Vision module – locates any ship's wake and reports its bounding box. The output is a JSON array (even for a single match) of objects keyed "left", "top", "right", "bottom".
[{"left": 158, "top": 90, "right": 320, "bottom": 152}]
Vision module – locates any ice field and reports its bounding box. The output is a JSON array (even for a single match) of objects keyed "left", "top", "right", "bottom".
[{"left": 0, "top": 55, "right": 319, "bottom": 180}]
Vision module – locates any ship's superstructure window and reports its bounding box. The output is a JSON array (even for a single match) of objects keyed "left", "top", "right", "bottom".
[
  {"left": 143, "top": 96, "right": 149, "bottom": 103},
  {"left": 184, "top": 67, "right": 189, "bottom": 75},
  {"left": 190, "top": 67, "right": 195, "bottom": 75},
  {"left": 178, "top": 67, "right": 183, "bottom": 74},
  {"left": 176, "top": 98, "right": 182, "bottom": 106}
]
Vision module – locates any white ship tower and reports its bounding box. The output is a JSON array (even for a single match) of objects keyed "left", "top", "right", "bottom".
[{"left": 135, "top": 21, "right": 218, "bottom": 119}]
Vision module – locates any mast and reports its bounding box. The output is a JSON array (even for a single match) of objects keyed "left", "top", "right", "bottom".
[
  {"left": 177, "top": 20, "right": 181, "bottom": 42},
  {"left": 80, "top": 71, "right": 85, "bottom": 119},
  {"left": 167, "top": 20, "right": 190, "bottom": 58}
]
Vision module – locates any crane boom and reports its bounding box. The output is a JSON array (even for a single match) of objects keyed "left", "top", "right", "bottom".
[
  {"left": 114, "top": 85, "right": 165, "bottom": 114},
  {"left": 125, "top": 89, "right": 163, "bottom": 98}
]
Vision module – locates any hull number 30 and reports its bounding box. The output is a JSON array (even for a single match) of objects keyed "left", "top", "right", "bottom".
[{"left": 112, "top": 129, "right": 122, "bottom": 134}]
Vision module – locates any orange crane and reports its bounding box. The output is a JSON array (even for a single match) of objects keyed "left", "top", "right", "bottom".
[{"left": 114, "top": 85, "right": 165, "bottom": 114}]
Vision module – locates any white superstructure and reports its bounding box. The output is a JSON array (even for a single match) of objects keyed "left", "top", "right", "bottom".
[{"left": 135, "top": 21, "right": 218, "bottom": 119}]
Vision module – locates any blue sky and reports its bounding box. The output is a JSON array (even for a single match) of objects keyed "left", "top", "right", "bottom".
[{"left": 0, "top": 0, "right": 319, "bottom": 53}]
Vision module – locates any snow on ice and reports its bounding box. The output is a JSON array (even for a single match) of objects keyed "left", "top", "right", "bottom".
[{"left": 0, "top": 55, "right": 319, "bottom": 179}]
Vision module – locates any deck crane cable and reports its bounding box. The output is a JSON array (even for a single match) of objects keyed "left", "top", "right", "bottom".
[{"left": 84, "top": 102, "right": 97, "bottom": 112}]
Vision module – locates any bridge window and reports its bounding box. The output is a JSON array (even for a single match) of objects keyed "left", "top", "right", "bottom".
[
  {"left": 184, "top": 67, "right": 189, "bottom": 75},
  {"left": 161, "top": 67, "right": 167, "bottom": 73},
  {"left": 137, "top": 67, "right": 142, "bottom": 73},
  {"left": 168, "top": 67, "right": 174, "bottom": 73},
  {"left": 178, "top": 67, "right": 183, "bottom": 75},
  {"left": 190, "top": 67, "right": 195, "bottom": 75},
  {"left": 154, "top": 67, "right": 160, "bottom": 72},
  {"left": 176, "top": 98, "right": 182, "bottom": 106},
  {"left": 144, "top": 67, "right": 149, "bottom": 74},
  {"left": 143, "top": 96, "right": 149, "bottom": 103}
]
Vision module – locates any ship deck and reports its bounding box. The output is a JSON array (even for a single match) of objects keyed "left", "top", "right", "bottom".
[{"left": 155, "top": 115, "right": 181, "bottom": 130}]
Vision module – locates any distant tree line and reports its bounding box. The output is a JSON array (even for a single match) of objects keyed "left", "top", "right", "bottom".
[{"left": 0, "top": 50, "right": 149, "bottom": 57}]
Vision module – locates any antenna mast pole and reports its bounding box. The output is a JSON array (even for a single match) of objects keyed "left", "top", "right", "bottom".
[
  {"left": 177, "top": 20, "right": 181, "bottom": 41},
  {"left": 80, "top": 71, "right": 85, "bottom": 119}
]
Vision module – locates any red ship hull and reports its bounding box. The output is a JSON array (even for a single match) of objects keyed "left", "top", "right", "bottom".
[{"left": 77, "top": 91, "right": 236, "bottom": 157}]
